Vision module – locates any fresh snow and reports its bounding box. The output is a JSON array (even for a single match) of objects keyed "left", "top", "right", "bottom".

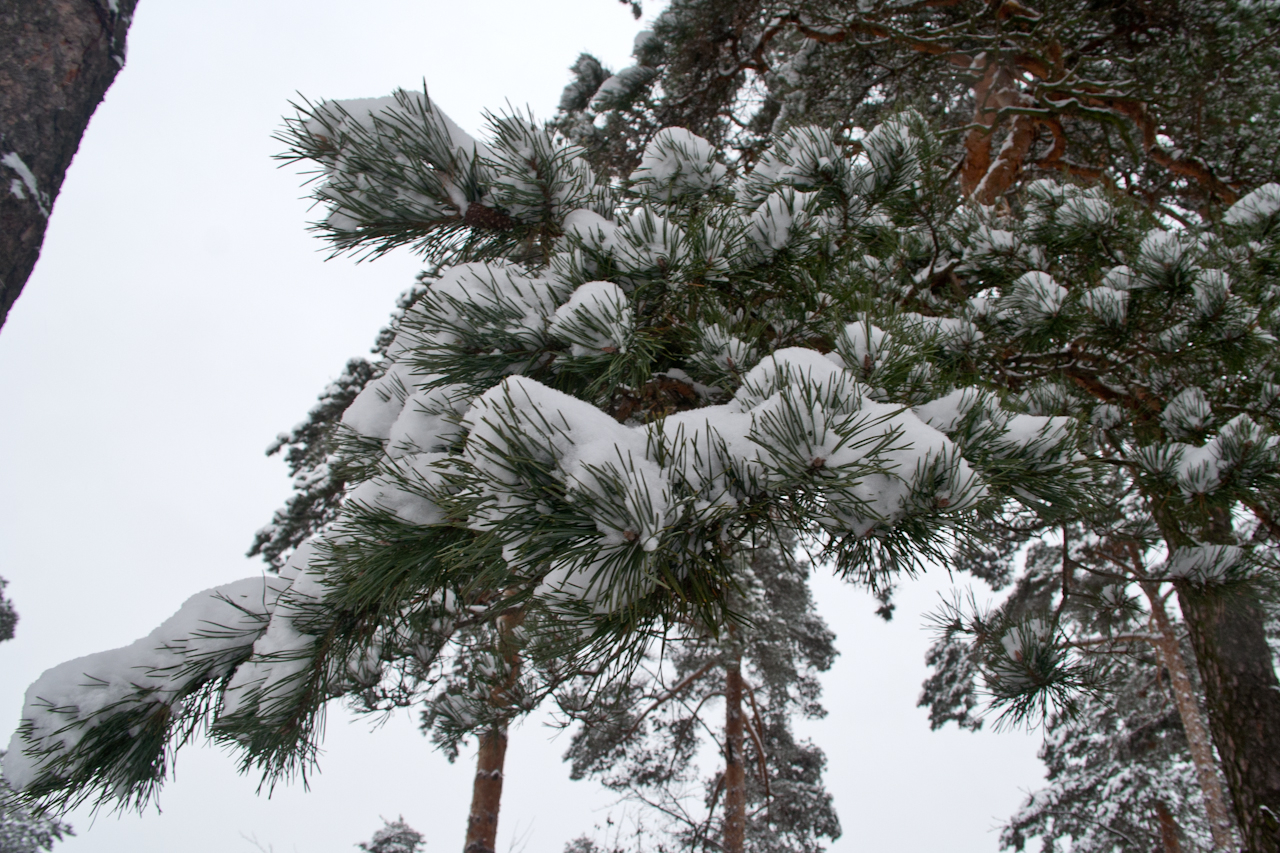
[
  {"left": 549, "top": 280, "right": 634, "bottom": 357},
  {"left": 1224, "top": 182, "right": 1280, "bottom": 228},
  {"left": 4, "top": 575, "right": 282, "bottom": 788},
  {"left": 628, "top": 127, "right": 727, "bottom": 196}
]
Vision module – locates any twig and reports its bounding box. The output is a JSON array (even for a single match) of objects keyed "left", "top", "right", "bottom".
[{"left": 623, "top": 660, "right": 717, "bottom": 738}]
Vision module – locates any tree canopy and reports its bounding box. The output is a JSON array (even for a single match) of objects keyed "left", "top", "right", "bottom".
[{"left": 5, "top": 3, "right": 1280, "bottom": 851}]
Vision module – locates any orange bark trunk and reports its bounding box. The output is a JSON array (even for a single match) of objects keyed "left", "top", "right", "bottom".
[
  {"left": 973, "top": 114, "right": 1036, "bottom": 205},
  {"left": 464, "top": 725, "right": 509, "bottom": 853},
  {"left": 462, "top": 609, "right": 523, "bottom": 853},
  {"left": 1143, "top": 584, "right": 1237, "bottom": 851},
  {"left": 723, "top": 656, "right": 746, "bottom": 853},
  {"left": 958, "top": 61, "right": 999, "bottom": 197}
]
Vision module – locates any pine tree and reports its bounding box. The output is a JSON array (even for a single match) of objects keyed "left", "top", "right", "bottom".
[
  {"left": 560, "top": 535, "right": 840, "bottom": 853},
  {"left": 3, "top": 96, "right": 1086, "bottom": 824},
  {"left": 358, "top": 817, "right": 425, "bottom": 853},
  {"left": 557, "top": 0, "right": 1280, "bottom": 215},
  {"left": 6, "top": 86, "right": 1279, "bottom": 853},
  {"left": 0, "top": 576, "right": 16, "bottom": 644},
  {"left": 921, "top": 511, "right": 1239, "bottom": 852},
  {"left": 241, "top": 23, "right": 1280, "bottom": 845},
  {"left": 0, "top": 762, "right": 72, "bottom": 853},
  {"left": 902, "top": 178, "right": 1280, "bottom": 850},
  {"left": 560, "top": 5, "right": 1280, "bottom": 846}
]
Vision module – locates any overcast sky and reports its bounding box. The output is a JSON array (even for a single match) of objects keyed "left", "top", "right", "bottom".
[{"left": 0, "top": 3, "right": 1044, "bottom": 851}]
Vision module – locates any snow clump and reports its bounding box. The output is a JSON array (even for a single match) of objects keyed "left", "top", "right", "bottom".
[{"left": 629, "top": 128, "right": 728, "bottom": 197}]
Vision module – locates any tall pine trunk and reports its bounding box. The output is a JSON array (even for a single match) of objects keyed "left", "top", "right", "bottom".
[
  {"left": 1176, "top": 584, "right": 1280, "bottom": 853},
  {"left": 464, "top": 724, "right": 509, "bottom": 853},
  {"left": 463, "top": 609, "right": 522, "bottom": 853},
  {"left": 1143, "top": 583, "right": 1237, "bottom": 850},
  {"left": 723, "top": 654, "right": 746, "bottom": 853}
]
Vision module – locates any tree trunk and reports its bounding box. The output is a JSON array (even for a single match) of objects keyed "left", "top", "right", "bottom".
[
  {"left": 723, "top": 654, "right": 746, "bottom": 853},
  {"left": 1143, "top": 583, "right": 1238, "bottom": 851},
  {"left": 0, "top": 0, "right": 137, "bottom": 330},
  {"left": 1177, "top": 582, "right": 1280, "bottom": 853},
  {"left": 1155, "top": 800, "right": 1185, "bottom": 853},
  {"left": 462, "top": 608, "right": 523, "bottom": 853},
  {"left": 958, "top": 60, "right": 1036, "bottom": 204},
  {"left": 464, "top": 724, "right": 509, "bottom": 853},
  {"left": 958, "top": 61, "right": 999, "bottom": 197}
]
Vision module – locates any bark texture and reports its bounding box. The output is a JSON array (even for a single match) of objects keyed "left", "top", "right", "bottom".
[
  {"left": 723, "top": 655, "right": 746, "bottom": 853},
  {"left": 1177, "top": 583, "right": 1280, "bottom": 853},
  {"left": 0, "top": 0, "right": 137, "bottom": 330},
  {"left": 1155, "top": 800, "right": 1185, "bottom": 853},
  {"left": 463, "top": 725, "right": 509, "bottom": 853},
  {"left": 463, "top": 609, "right": 523, "bottom": 853},
  {"left": 1144, "top": 585, "right": 1238, "bottom": 851}
]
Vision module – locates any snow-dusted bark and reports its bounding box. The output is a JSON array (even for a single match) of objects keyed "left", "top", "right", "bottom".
[
  {"left": 722, "top": 653, "right": 747, "bottom": 853},
  {"left": 1, "top": 0, "right": 138, "bottom": 329}
]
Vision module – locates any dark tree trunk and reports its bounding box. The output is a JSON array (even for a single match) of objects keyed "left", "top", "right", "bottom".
[
  {"left": 463, "top": 724, "right": 509, "bottom": 853},
  {"left": 1155, "top": 800, "right": 1184, "bottom": 853},
  {"left": 723, "top": 655, "right": 746, "bottom": 853},
  {"left": 1177, "top": 582, "right": 1280, "bottom": 853},
  {"left": 0, "top": 0, "right": 137, "bottom": 330}
]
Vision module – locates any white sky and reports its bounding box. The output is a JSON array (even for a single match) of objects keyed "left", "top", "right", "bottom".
[{"left": 0, "top": 2, "right": 1044, "bottom": 851}]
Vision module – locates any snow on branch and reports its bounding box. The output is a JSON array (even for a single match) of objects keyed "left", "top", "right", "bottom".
[{"left": 4, "top": 576, "right": 280, "bottom": 809}]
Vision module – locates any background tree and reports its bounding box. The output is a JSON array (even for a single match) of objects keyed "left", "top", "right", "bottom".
[
  {"left": 1, "top": 0, "right": 139, "bottom": 329},
  {"left": 0, "top": 762, "right": 72, "bottom": 853},
  {"left": 0, "top": 596, "right": 70, "bottom": 853},
  {"left": 0, "top": 576, "right": 16, "bottom": 644},
  {"left": 945, "top": 181, "right": 1280, "bottom": 851},
  {"left": 831, "top": 163, "right": 1280, "bottom": 847},
  {"left": 358, "top": 817, "right": 425, "bottom": 853},
  {"left": 1003, "top": 653, "right": 1221, "bottom": 853},
  {"left": 562, "top": 536, "right": 841, "bottom": 853},
  {"left": 921, "top": 512, "right": 1239, "bottom": 852},
  {"left": 247, "top": 275, "right": 432, "bottom": 572}
]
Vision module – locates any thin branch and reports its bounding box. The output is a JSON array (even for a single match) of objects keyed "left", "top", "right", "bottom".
[
  {"left": 741, "top": 681, "right": 771, "bottom": 799},
  {"left": 1039, "top": 810, "right": 1143, "bottom": 847},
  {"left": 624, "top": 660, "right": 717, "bottom": 739}
]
